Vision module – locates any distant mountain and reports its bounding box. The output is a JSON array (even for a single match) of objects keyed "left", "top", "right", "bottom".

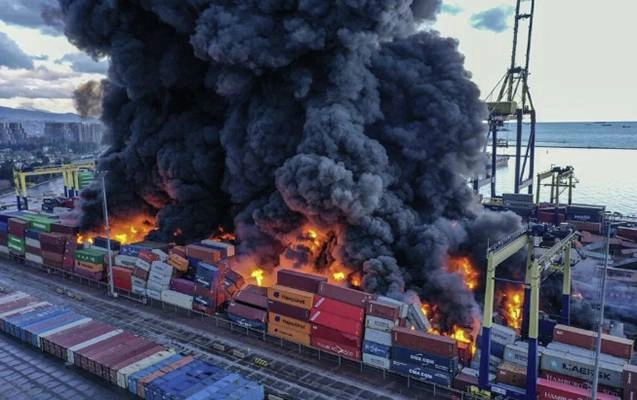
[{"left": 0, "top": 106, "right": 98, "bottom": 123}]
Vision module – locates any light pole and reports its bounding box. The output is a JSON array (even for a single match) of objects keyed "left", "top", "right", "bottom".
[{"left": 100, "top": 174, "right": 116, "bottom": 298}]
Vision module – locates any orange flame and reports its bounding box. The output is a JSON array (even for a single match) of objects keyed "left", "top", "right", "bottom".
[
  {"left": 449, "top": 325, "right": 477, "bottom": 356},
  {"left": 333, "top": 271, "right": 346, "bottom": 281},
  {"left": 499, "top": 286, "right": 524, "bottom": 331},
  {"left": 251, "top": 269, "right": 264, "bottom": 286},
  {"left": 76, "top": 215, "right": 156, "bottom": 246},
  {"left": 212, "top": 226, "right": 236, "bottom": 242},
  {"left": 448, "top": 256, "right": 479, "bottom": 291}
]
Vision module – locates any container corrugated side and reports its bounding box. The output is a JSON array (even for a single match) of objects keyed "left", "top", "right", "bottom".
[
  {"left": 267, "top": 285, "right": 314, "bottom": 310},
  {"left": 277, "top": 269, "right": 326, "bottom": 294},
  {"left": 268, "top": 321, "right": 311, "bottom": 346},
  {"left": 537, "top": 378, "right": 620, "bottom": 400},
  {"left": 540, "top": 371, "right": 622, "bottom": 397},
  {"left": 117, "top": 350, "right": 176, "bottom": 389},
  {"left": 391, "top": 345, "right": 458, "bottom": 374},
  {"left": 365, "top": 315, "right": 397, "bottom": 332},
  {"left": 362, "top": 340, "right": 391, "bottom": 358},
  {"left": 317, "top": 282, "right": 372, "bottom": 307},
  {"left": 392, "top": 327, "right": 457, "bottom": 358},
  {"left": 268, "top": 312, "right": 311, "bottom": 334},
  {"left": 127, "top": 354, "right": 184, "bottom": 395},
  {"left": 311, "top": 336, "right": 361, "bottom": 360},
  {"left": 312, "top": 296, "right": 365, "bottom": 322},
  {"left": 390, "top": 360, "right": 453, "bottom": 387},
  {"left": 362, "top": 353, "right": 391, "bottom": 369},
  {"left": 67, "top": 329, "right": 124, "bottom": 364},
  {"left": 363, "top": 328, "right": 392, "bottom": 347},
  {"left": 309, "top": 309, "right": 363, "bottom": 336},
  {"left": 540, "top": 348, "right": 624, "bottom": 388}
]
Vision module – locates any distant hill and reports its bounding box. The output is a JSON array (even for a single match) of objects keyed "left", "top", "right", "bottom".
[{"left": 0, "top": 106, "right": 98, "bottom": 123}]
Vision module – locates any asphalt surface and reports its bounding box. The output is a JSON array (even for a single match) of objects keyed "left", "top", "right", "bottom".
[
  {"left": 0, "top": 335, "right": 120, "bottom": 400},
  {"left": 0, "top": 257, "right": 474, "bottom": 400}
]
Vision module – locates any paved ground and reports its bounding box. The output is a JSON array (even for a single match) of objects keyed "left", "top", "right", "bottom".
[
  {"left": 0, "top": 258, "right": 473, "bottom": 400},
  {"left": 0, "top": 335, "right": 121, "bottom": 400}
]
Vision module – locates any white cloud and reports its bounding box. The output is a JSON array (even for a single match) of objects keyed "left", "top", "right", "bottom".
[{"left": 0, "top": 31, "right": 34, "bottom": 69}]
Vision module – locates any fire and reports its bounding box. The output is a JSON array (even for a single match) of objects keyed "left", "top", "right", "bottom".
[
  {"left": 212, "top": 226, "right": 236, "bottom": 242},
  {"left": 449, "top": 325, "right": 477, "bottom": 356},
  {"left": 448, "top": 256, "right": 479, "bottom": 291},
  {"left": 333, "top": 271, "right": 346, "bottom": 281},
  {"left": 76, "top": 214, "right": 156, "bottom": 246},
  {"left": 499, "top": 286, "right": 524, "bottom": 331},
  {"left": 251, "top": 269, "right": 264, "bottom": 286}
]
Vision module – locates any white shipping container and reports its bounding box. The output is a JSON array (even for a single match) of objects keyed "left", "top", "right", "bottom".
[
  {"left": 150, "top": 261, "right": 173, "bottom": 275},
  {"left": 546, "top": 342, "right": 626, "bottom": 366},
  {"left": 146, "top": 288, "right": 162, "bottom": 301},
  {"left": 67, "top": 329, "right": 123, "bottom": 363},
  {"left": 365, "top": 315, "right": 396, "bottom": 332},
  {"left": 161, "top": 290, "right": 193, "bottom": 309},
  {"left": 135, "top": 258, "right": 151, "bottom": 271},
  {"left": 25, "top": 253, "right": 43, "bottom": 265},
  {"left": 151, "top": 249, "right": 168, "bottom": 261},
  {"left": 25, "top": 238, "right": 40, "bottom": 249},
  {"left": 470, "top": 349, "right": 502, "bottom": 373},
  {"left": 0, "top": 292, "right": 29, "bottom": 305},
  {"left": 148, "top": 269, "right": 172, "bottom": 281},
  {"left": 460, "top": 367, "right": 496, "bottom": 382},
  {"left": 115, "top": 255, "right": 137, "bottom": 268},
  {"left": 490, "top": 323, "right": 517, "bottom": 345},
  {"left": 540, "top": 348, "right": 624, "bottom": 388},
  {"left": 363, "top": 353, "right": 391, "bottom": 369},
  {"left": 131, "top": 276, "right": 147, "bottom": 288},
  {"left": 116, "top": 350, "right": 175, "bottom": 388},
  {"left": 0, "top": 245, "right": 9, "bottom": 254},
  {"left": 503, "top": 343, "right": 541, "bottom": 366},
  {"left": 0, "top": 301, "right": 49, "bottom": 318},
  {"left": 131, "top": 285, "right": 146, "bottom": 296},
  {"left": 146, "top": 281, "right": 169, "bottom": 293},
  {"left": 364, "top": 328, "right": 392, "bottom": 347}
]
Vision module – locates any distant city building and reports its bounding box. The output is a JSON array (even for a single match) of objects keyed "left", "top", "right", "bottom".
[
  {"left": 0, "top": 122, "right": 27, "bottom": 144},
  {"left": 44, "top": 122, "right": 104, "bottom": 144}
]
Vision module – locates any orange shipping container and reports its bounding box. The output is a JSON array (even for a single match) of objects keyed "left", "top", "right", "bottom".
[
  {"left": 268, "top": 321, "right": 311, "bottom": 346},
  {"left": 167, "top": 254, "right": 188, "bottom": 272},
  {"left": 267, "top": 285, "right": 314, "bottom": 310},
  {"left": 268, "top": 313, "right": 311, "bottom": 335}
]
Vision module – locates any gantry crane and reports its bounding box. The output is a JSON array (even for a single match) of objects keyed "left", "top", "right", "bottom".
[
  {"left": 13, "top": 160, "right": 96, "bottom": 210},
  {"left": 478, "top": 228, "right": 577, "bottom": 399},
  {"left": 535, "top": 165, "right": 578, "bottom": 205},
  {"left": 478, "top": 0, "right": 537, "bottom": 198}
]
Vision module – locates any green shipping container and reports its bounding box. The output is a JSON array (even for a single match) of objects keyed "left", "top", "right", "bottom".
[
  {"left": 74, "top": 248, "right": 105, "bottom": 264},
  {"left": 8, "top": 235, "right": 25, "bottom": 253},
  {"left": 29, "top": 218, "right": 53, "bottom": 233}
]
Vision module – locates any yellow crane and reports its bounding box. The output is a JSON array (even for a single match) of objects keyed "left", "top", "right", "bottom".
[{"left": 12, "top": 161, "right": 96, "bottom": 210}]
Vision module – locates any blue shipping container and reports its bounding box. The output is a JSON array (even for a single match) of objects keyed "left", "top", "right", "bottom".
[
  {"left": 363, "top": 340, "right": 391, "bottom": 359},
  {"left": 195, "top": 262, "right": 220, "bottom": 288},
  {"left": 0, "top": 221, "right": 8, "bottom": 233},
  {"left": 25, "top": 229, "right": 40, "bottom": 240},
  {"left": 390, "top": 360, "right": 453, "bottom": 387},
  {"left": 226, "top": 313, "right": 266, "bottom": 331},
  {"left": 390, "top": 345, "right": 458, "bottom": 374},
  {"left": 476, "top": 335, "right": 507, "bottom": 359},
  {"left": 119, "top": 245, "right": 144, "bottom": 257},
  {"left": 127, "top": 354, "right": 184, "bottom": 394}
]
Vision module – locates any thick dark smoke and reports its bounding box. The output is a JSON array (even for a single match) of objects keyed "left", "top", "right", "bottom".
[
  {"left": 73, "top": 80, "right": 104, "bottom": 118},
  {"left": 60, "top": 0, "right": 522, "bottom": 329}
]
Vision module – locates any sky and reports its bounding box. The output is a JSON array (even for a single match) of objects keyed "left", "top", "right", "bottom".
[{"left": 0, "top": 1, "right": 635, "bottom": 122}]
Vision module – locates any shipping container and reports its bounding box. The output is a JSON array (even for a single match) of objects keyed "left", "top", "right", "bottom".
[
  {"left": 311, "top": 324, "right": 362, "bottom": 348},
  {"left": 362, "top": 340, "right": 391, "bottom": 358},
  {"left": 169, "top": 278, "right": 195, "bottom": 295},
  {"left": 107, "top": 343, "right": 164, "bottom": 383},
  {"left": 503, "top": 342, "right": 541, "bottom": 366},
  {"left": 392, "top": 327, "right": 458, "bottom": 358},
  {"left": 540, "top": 371, "right": 622, "bottom": 397},
  {"left": 547, "top": 342, "right": 627, "bottom": 366},
  {"left": 226, "top": 302, "right": 267, "bottom": 330},
  {"left": 496, "top": 362, "right": 526, "bottom": 388},
  {"left": 74, "top": 248, "right": 105, "bottom": 264},
  {"left": 490, "top": 323, "right": 517, "bottom": 345},
  {"left": 365, "top": 315, "right": 397, "bottom": 332},
  {"left": 267, "top": 285, "right": 314, "bottom": 310},
  {"left": 311, "top": 336, "right": 361, "bottom": 360},
  {"left": 391, "top": 345, "right": 458, "bottom": 374},
  {"left": 111, "top": 266, "right": 133, "bottom": 292},
  {"left": 234, "top": 290, "right": 268, "bottom": 310},
  {"left": 41, "top": 320, "right": 113, "bottom": 359},
  {"left": 453, "top": 372, "right": 479, "bottom": 393},
  {"left": 363, "top": 327, "right": 392, "bottom": 347},
  {"left": 116, "top": 350, "right": 175, "bottom": 389},
  {"left": 625, "top": 364, "right": 637, "bottom": 391},
  {"left": 310, "top": 309, "right": 363, "bottom": 337},
  {"left": 268, "top": 321, "right": 311, "bottom": 346},
  {"left": 200, "top": 240, "right": 235, "bottom": 258},
  {"left": 313, "top": 296, "right": 365, "bottom": 322},
  {"left": 268, "top": 313, "right": 311, "bottom": 334},
  {"left": 267, "top": 300, "right": 310, "bottom": 321},
  {"left": 127, "top": 354, "right": 184, "bottom": 395},
  {"left": 135, "top": 356, "right": 195, "bottom": 398},
  {"left": 317, "top": 282, "right": 372, "bottom": 307},
  {"left": 390, "top": 360, "right": 453, "bottom": 386},
  {"left": 160, "top": 290, "right": 193, "bottom": 309},
  {"left": 194, "top": 262, "right": 221, "bottom": 288},
  {"left": 540, "top": 348, "right": 624, "bottom": 388},
  {"left": 553, "top": 324, "right": 634, "bottom": 360},
  {"left": 186, "top": 244, "right": 222, "bottom": 264},
  {"left": 67, "top": 329, "right": 124, "bottom": 364},
  {"left": 537, "top": 378, "right": 619, "bottom": 400},
  {"left": 276, "top": 269, "right": 326, "bottom": 294},
  {"left": 366, "top": 300, "right": 401, "bottom": 321},
  {"left": 362, "top": 353, "right": 391, "bottom": 369}
]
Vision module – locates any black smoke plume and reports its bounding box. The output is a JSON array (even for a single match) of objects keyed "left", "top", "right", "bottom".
[
  {"left": 60, "top": 0, "right": 522, "bottom": 330},
  {"left": 73, "top": 79, "right": 104, "bottom": 118}
]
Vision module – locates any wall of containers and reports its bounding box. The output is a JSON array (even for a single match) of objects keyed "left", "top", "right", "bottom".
[
  {"left": 0, "top": 290, "right": 263, "bottom": 399},
  {"left": 1, "top": 209, "right": 637, "bottom": 400}
]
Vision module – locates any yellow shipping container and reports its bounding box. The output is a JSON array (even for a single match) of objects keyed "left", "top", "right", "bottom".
[
  {"left": 267, "top": 284, "right": 314, "bottom": 310},
  {"left": 267, "top": 313, "right": 311, "bottom": 335},
  {"left": 268, "top": 321, "right": 311, "bottom": 346}
]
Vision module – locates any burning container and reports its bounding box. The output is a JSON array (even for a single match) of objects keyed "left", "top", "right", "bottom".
[{"left": 317, "top": 282, "right": 373, "bottom": 307}]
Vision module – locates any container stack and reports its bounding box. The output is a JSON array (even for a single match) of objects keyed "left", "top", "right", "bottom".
[
  {"left": 192, "top": 259, "right": 225, "bottom": 315},
  {"left": 566, "top": 204, "right": 606, "bottom": 233},
  {"left": 40, "top": 232, "right": 67, "bottom": 269},
  {"left": 8, "top": 217, "right": 28, "bottom": 256},
  {"left": 62, "top": 239, "right": 78, "bottom": 271},
  {"left": 146, "top": 261, "right": 174, "bottom": 301},
  {"left": 472, "top": 323, "right": 517, "bottom": 373},
  {"left": 266, "top": 269, "right": 324, "bottom": 346},
  {"left": 227, "top": 285, "right": 268, "bottom": 330},
  {"left": 624, "top": 365, "right": 637, "bottom": 400},
  {"left": 362, "top": 297, "right": 403, "bottom": 369},
  {"left": 0, "top": 214, "right": 9, "bottom": 254},
  {"left": 310, "top": 282, "right": 370, "bottom": 360},
  {"left": 25, "top": 229, "right": 42, "bottom": 264},
  {"left": 74, "top": 248, "right": 106, "bottom": 280},
  {"left": 537, "top": 378, "right": 620, "bottom": 400},
  {"left": 391, "top": 327, "right": 458, "bottom": 387},
  {"left": 0, "top": 289, "right": 263, "bottom": 399}
]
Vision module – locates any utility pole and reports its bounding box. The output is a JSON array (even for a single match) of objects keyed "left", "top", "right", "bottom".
[
  {"left": 101, "top": 175, "right": 116, "bottom": 298},
  {"left": 591, "top": 221, "right": 612, "bottom": 399}
]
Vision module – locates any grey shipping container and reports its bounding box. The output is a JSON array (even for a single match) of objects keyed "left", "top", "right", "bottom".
[
  {"left": 365, "top": 315, "right": 396, "bottom": 332},
  {"left": 490, "top": 323, "right": 517, "bottom": 345},
  {"left": 503, "top": 342, "right": 541, "bottom": 366},
  {"left": 540, "top": 348, "right": 624, "bottom": 388},
  {"left": 363, "top": 328, "right": 392, "bottom": 347},
  {"left": 391, "top": 345, "right": 458, "bottom": 374},
  {"left": 363, "top": 353, "right": 391, "bottom": 370}
]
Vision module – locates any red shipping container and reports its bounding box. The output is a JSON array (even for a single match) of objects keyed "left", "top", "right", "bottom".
[
  {"left": 311, "top": 336, "right": 361, "bottom": 360},
  {"left": 310, "top": 309, "right": 363, "bottom": 337},
  {"left": 312, "top": 296, "right": 364, "bottom": 322},
  {"left": 42, "top": 251, "right": 63, "bottom": 263},
  {"left": 39, "top": 232, "right": 67, "bottom": 246},
  {"left": 241, "top": 284, "right": 267, "bottom": 297},
  {"left": 74, "top": 332, "right": 132, "bottom": 369},
  {"left": 51, "top": 223, "right": 78, "bottom": 236},
  {"left": 540, "top": 371, "right": 621, "bottom": 397},
  {"left": 41, "top": 242, "right": 65, "bottom": 253},
  {"left": 554, "top": 324, "right": 634, "bottom": 360},
  {"left": 317, "top": 282, "right": 372, "bottom": 307},
  {"left": 43, "top": 321, "right": 113, "bottom": 359},
  {"left": 277, "top": 269, "right": 326, "bottom": 294},
  {"left": 537, "top": 378, "right": 620, "bottom": 400},
  {"left": 8, "top": 218, "right": 28, "bottom": 237},
  {"left": 227, "top": 301, "right": 267, "bottom": 323},
  {"left": 185, "top": 244, "right": 221, "bottom": 264},
  {"left": 0, "top": 296, "right": 39, "bottom": 314},
  {"left": 138, "top": 249, "right": 159, "bottom": 263},
  {"left": 93, "top": 337, "right": 150, "bottom": 377},
  {"left": 366, "top": 300, "right": 401, "bottom": 321},
  {"left": 43, "top": 257, "right": 64, "bottom": 269},
  {"left": 457, "top": 342, "right": 472, "bottom": 366},
  {"left": 453, "top": 373, "right": 478, "bottom": 392},
  {"left": 234, "top": 291, "right": 268, "bottom": 310},
  {"left": 268, "top": 300, "right": 310, "bottom": 321},
  {"left": 108, "top": 344, "right": 164, "bottom": 383},
  {"left": 170, "top": 245, "right": 186, "bottom": 258},
  {"left": 132, "top": 266, "right": 149, "bottom": 280},
  {"left": 26, "top": 246, "right": 42, "bottom": 256},
  {"left": 170, "top": 278, "right": 196, "bottom": 295},
  {"left": 392, "top": 327, "right": 457, "bottom": 358},
  {"left": 311, "top": 324, "right": 362, "bottom": 348},
  {"left": 99, "top": 339, "right": 157, "bottom": 380},
  {"left": 111, "top": 266, "right": 132, "bottom": 292}
]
